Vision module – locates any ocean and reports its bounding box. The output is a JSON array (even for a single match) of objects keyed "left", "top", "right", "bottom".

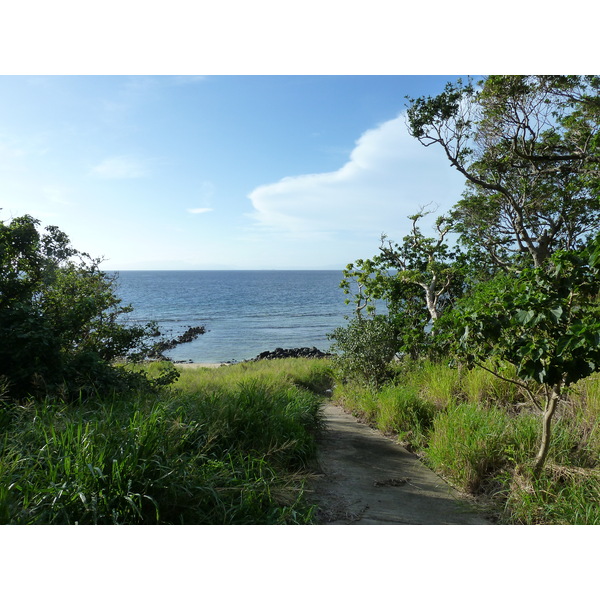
[{"left": 111, "top": 270, "right": 355, "bottom": 363}]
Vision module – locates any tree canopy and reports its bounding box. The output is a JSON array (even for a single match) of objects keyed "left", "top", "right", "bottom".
[
  {"left": 333, "top": 75, "right": 600, "bottom": 474},
  {"left": 406, "top": 76, "right": 600, "bottom": 269}
]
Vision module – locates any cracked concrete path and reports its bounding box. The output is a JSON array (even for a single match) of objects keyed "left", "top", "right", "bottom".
[{"left": 307, "top": 403, "right": 493, "bottom": 525}]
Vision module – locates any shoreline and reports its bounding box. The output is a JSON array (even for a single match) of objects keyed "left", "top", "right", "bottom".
[
  {"left": 175, "top": 362, "right": 230, "bottom": 369},
  {"left": 171, "top": 346, "right": 332, "bottom": 368}
]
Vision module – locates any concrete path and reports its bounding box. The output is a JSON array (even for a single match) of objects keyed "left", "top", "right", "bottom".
[{"left": 307, "top": 403, "right": 493, "bottom": 525}]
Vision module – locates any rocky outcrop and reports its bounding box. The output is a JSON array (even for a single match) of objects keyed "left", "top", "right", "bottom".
[
  {"left": 148, "top": 326, "right": 206, "bottom": 359},
  {"left": 248, "top": 347, "right": 332, "bottom": 361}
]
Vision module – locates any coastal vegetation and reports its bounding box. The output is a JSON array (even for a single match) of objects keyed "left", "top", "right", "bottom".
[
  {"left": 2, "top": 75, "right": 599, "bottom": 525},
  {"left": 330, "top": 361, "right": 600, "bottom": 524},
  {"left": 0, "top": 213, "right": 181, "bottom": 401},
  {"left": 329, "top": 75, "right": 600, "bottom": 523},
  {"left": 0, "top": 359, "right": 329, "bottom": 524},
  {"left": 0, "top": 212, "right": 329, "bottom": 524}
]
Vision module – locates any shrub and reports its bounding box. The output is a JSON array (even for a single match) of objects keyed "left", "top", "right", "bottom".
[
  {"left": 328, "top": 315, "right": 397, "bottom": 387},
  {"left": 0, "top": 214, "right": 177, "bottom": 401}
]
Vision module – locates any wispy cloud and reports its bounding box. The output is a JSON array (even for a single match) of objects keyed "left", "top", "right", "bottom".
[
  {"left": 187, "top": 181, "right": 215, "bottom": 214},
  {"left": 187, "top": 207, "right": 214, "bottom": 214},
  {"left": 247, "top": 111, "right": 465, "bottom": 240},
  {"left": 89, "top": 155, "right": 149, "bottom": 179},
  {"left": 170, "top": 75, "right": 207, "bottom": 85}
]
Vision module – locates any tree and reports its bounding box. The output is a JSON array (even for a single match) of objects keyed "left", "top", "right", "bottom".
[
  {"left": 340, "top": 210, "right": 464, "bottom": 361},
  {"left": 0, "top": 214, "right": 179, "bottom": 401},
  {"left": 406, "top": 76, "right": 600, "bottom": 269},
  {"left": 440, "top": 233, "right": 600, "bottom": 474}
]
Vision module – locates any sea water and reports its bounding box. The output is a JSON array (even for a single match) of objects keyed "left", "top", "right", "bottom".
[{"left": 111, "top": 270, "right": 355, "bottom": 363}]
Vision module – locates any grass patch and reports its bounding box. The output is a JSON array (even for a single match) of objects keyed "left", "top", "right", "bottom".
[
  {"left": 502, "top": 464, "right": 600, "bottom": 524},
  {"left": 374, "top": 384, "right": 436, "bottom": 451},
  {"left": 425, "top": 403, "right": 513, "bottom": 494},
  {"left": 0, "top": 359, "right": 332, "bottom": 524},
  {"left": 331, "top": 358, "right": 600, "bottom": 524}
]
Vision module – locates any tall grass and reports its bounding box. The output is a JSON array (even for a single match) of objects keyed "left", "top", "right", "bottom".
[
  {"left": 0, "top": 359, "right": 331, "bottom": 524},
  {"left": 331, "top": 358, "right": 600, "bottom": 524},
  {"left": 425, "top": 403, "right": 514, "bottom": 493}
]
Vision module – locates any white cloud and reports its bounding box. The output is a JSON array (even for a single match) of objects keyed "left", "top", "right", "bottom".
[
  {"left": 247, "top": 111, "right": 466, "bottom": 241},
  {"left": 90, "top": 155, "right": 149, "bottom": 179},
  {"left": 187, "top": 207, "right": 214, "bottom": 214},
  {"left": 186, "top": 181, "right": 215, "bottom": 214}
]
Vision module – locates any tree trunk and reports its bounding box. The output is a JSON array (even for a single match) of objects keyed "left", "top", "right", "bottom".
[{"left": 533, "top": 384, "right": 561, "bottom": 476}]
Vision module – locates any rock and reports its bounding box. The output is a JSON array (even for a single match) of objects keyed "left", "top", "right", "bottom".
[
  {"left": 148, "top": 325, "right": 206, "bottom": 360},
  {"left": 247, "top": 347, "right": 332, "bottom": 362}
]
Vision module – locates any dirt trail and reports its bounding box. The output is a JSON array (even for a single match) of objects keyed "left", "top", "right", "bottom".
[{"left": 307, "top": 403, "right": 493, "bottom": 525}]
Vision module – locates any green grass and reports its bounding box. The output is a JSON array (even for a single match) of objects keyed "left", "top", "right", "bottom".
[
  {"left": 0, "top": 359, "right": 332, "bottom": 524},
  {"left": 331, "top": 358, "right": 600, "bottom": 524},
  {"left": 425, "top": 402, "right": 514, "bottom": 494},
  {"left": 5, "top": 355, "right": 598, "bottom": 525}
]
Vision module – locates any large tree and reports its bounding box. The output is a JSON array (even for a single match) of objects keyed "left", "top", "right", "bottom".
[{"left": 406, "top": 75, "right": 600, "bottom": 269}]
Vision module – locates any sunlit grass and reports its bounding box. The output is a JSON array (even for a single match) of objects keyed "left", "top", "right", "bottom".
[
  {"left": 331, "top": 357, "right": 600, "bottom": 524},
  {"left": 0, "top": 359, "right": 332, "bottom": 524}
]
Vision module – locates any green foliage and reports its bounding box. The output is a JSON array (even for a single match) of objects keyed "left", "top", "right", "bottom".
[
  {"left": 330, "top": 74, "right": 600, "bottom": 515},
  {"left": 411, "top": 360, "right": 462, "bottom": 409},
  {"left": 435, "top": 235, "right": 600, "bottom": 473},
  {"left": 0, "top": 214, "right": 176, "bottom": 401},
  {"left": 375, "top": 384, "right": 436, "bottom": 450},
  {"left": 443, "top": 234, "right": 600, "bottom": 388},
  {"left": 332, "top": 381, "right": 380, "bottom": 423},
  {"left": 0, "top": 361, "right": 328, "bottom": 524},
  {"left": 407, "top": 75, "right": 600, "bottom": 270},
  {"left": 460, "top": 362, "right": 522, "bottom": 407},
  {"left": 503, "top": 466, "right": 600, "bottom": 525},
  {"left": 328, "top": 315, "right": 398, "bottom": 387},
  {"left": 331, "top": 356, "right": 600, "bottom": 523},
  {"left": 340, "top": 211, "right": 466, "bottom": 361}
]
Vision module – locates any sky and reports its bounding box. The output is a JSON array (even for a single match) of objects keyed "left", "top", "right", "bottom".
[{"left": 0, "top": 75, "right": 474, "bottom": 270}]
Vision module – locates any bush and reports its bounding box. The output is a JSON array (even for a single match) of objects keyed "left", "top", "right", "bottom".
[
  {"left": 0, "top": 214, "right": 177, "bottom": 401},
  {"left": 328, "top": 315, "right": 397, "bottom": 387}
]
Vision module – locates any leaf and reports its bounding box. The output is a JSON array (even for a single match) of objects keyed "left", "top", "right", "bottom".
[
  {"left": 516, "top": 309, "right": 535, "bottom": 325},
  {"left": 548, "top": 306, "right": 563, "bottom": 323}
]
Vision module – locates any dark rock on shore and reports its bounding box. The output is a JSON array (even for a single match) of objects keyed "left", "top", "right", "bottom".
[
  {"left": 248, "top": 347, "right": 332, "bottom": 361},
  {"left": 148, "top": 326, "right": 206, "bottom": 360}
]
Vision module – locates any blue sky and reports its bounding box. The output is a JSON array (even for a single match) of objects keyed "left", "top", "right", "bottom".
[
  {"left": 1, "top": 75, "right": 473, "bottom": 269},
  {"left": 0, "top": 1, "right": 592, "bottom": 273}
]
